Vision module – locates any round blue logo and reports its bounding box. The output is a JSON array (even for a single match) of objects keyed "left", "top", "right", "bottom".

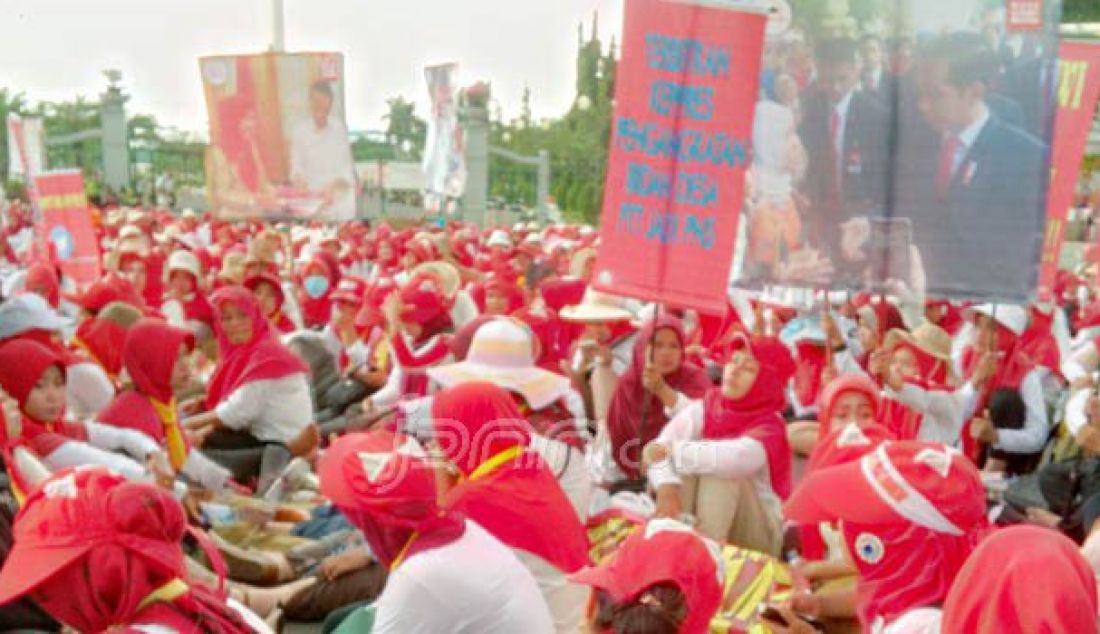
[{"left": 49, "top": 225, "right": 74, "bottom": 259}]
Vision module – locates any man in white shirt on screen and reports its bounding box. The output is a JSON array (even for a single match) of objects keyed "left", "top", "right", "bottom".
[{"left": 288, "top": 81, "right": 356, "bottom": 220}]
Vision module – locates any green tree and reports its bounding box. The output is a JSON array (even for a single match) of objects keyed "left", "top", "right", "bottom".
[{"left": 383, "top": 97, "right": 427, "bottom": 160}]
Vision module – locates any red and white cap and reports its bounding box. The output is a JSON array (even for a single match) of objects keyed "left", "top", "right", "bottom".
[
  {"left": 785, "top": 441, "right": 985, "bottom": 536},
  {"left": 331, "top": 276, "right": 368, "bottom": 306},
  {"left": 570, "top": 518, "right": 724, "bottom": 634}
]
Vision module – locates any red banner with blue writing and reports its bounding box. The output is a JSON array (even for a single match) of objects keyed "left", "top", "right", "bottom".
[
  {"left": 1037, "top": 41, "right": 1100, "bottom": 302},
  {"left": 591, "top": 0, "right": 766, "bottom": 313}
]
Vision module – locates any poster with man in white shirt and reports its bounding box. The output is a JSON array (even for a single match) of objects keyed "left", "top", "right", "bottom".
[{"left": 287, "top": 80, "right": 357, "bottom": 221}]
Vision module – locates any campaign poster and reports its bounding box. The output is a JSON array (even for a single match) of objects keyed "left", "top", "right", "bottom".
[
  {"left": 591, "top": 0, "right": 766, "bottom": 313},
  {"left": 6, "top": 114, "right": 45, "bottom": 181},
  {"left": 1037, "top": 41, "right": 1100, "bottom": 301},
  {"left": 200, "top": 52, "right": 356, "bottom": 222},
  {"left": 735, "top": 0, "right": 1062, "bottom": 303},
  {"left": 422, "top": 63, "right": 466, "bottom": 213},
  {"left": 36, "top": 170, "right": 100, "bottom": 287}
]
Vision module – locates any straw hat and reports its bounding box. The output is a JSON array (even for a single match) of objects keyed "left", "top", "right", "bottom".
[
  {"left": 428, "top": 318, "right": 571, "bottom": 410},
  {"left": 882, "top": 323, "right": 952, "bottom": 362},
  {"left": 411, "top": 261, "right": 461, "bottom": 299},
  {"left": 559, "top": 288, "right": 635, "bottom": 323}
]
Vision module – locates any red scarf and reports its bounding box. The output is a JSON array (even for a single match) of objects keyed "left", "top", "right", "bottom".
[
  {"left": 941, "top": 526, "right": 1098, "bottom": 633},
  {"left": 391, "top": 332, "right": 451, "bottom": 398},
  {"left": 1018, "top": 306, "right": 1061, "bottom": 379},
  {"left": 793, "top": 341, "right": 828, "bottom": 409},
  {"left": 607, "top": 317, "right": 712, "bottom": 479},
  {"left": 0, "top": 339, "right": 89, "bottom": 458},
  {"left": 72, "top": 318, "right": 128, "bottom": 380},
  {"left": 701, "top": 375, "right": 792, "bottom": 499},
  {"left": 960, "top": 325, "right": 1034, "bottom": 460},
  {"left": 432, "top": 383, "right": 590, "bottom": 573},
  {"left": 205, "top": 287, "right": 307, "bottom": 409}
]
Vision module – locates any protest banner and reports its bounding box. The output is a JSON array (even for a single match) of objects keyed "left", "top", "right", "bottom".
[
  {"left": 1037, "top": 41, "right": 1100, "bottom": 302},
  {"left": 734, "top": 0, "right": 1060, "bottom": 303},
  {"left": 35, "top": 170, "right": 100, "bottom": 287},
  {"left": 1005, "top": 0, "right": 1045, "bottom": 32},
  {"left": 200, "top": 52, "right": 356, "bottom": 222},
  {"left": 591, "top": 0, "right": 766, "bottom": 313}
]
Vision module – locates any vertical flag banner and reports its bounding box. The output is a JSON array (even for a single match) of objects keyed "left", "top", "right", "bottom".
[
  {"left": 422, "top": 63, "right": 466, "bottom": 213},
  {"left": 1037, "top": 41, "right": 1100, "bottom": 301},
  {"left": 592, "top": 0, "right": 766, "bottom": 313},
  {"left": 35, "top": 170, "right": 100, "bottom": 287},
  {"left": 200, "top": 52, "right": 356, "bottom": 221},
  {"left": 734, "top": 0, "right": 1061, "bottom": 303},
  {"left": 6, "top": 115, "right": 45, "bottom": 181}
]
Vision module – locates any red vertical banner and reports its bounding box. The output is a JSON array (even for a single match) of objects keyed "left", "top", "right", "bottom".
[
  {"left": 1037, "top": 41, "right": 1100, "bottom": 301},
  {"left": 35, "top": 170, "right": 101, "bottom": 287},
  {"left": 591, "top": 0, "right": 766, "bottom": 313},
  {"left": 1006, "top": 0, "right": 1044, "bottom": 32}
]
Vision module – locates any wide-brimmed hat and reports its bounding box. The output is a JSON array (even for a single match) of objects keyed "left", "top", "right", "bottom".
[
  {"left": 967, "top": 303, "right": 1028, "bottom": 336},
  {"left": 428, "top": 318, "right": 571, "bottom": 410},
  {"left": 411, "top": 261, "right": 461, "bottom": 299},
  {"left": 0, "top": 293, "right": 72, "bottom": 340},
  {"left": 559, "top": 288, "right": 635, "bottom": 323},
  {"left": 882, "top": 323, "right": 952, "bottom": 362}
]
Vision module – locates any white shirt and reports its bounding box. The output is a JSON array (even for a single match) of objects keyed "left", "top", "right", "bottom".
[
  {"left": 66, "top": 361, "right": 116, "bottom": 422},
  {"left": 288, "top": 117, "right": 356, "bottom": 220},
  {"left": 372, "top": 520, "right": 554, "bottom": 634},
  {"left": 956, "top": 370, "right": 1049, "bottom": 454},
  {"left": 646, "top": 400, "right": 781, "bottom": 520},
  {"left": 832, "top": 90, "right": 855, "bottom": 158},
  {"left": 883, "top": 383, "right": 965, "bottom": 445},
  {"left": 214, "top": 373, "right": 312, "bottom": 443}
]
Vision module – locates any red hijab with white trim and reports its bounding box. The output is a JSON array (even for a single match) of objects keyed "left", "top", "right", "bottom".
[{"left": 205, "top": 286, "right": 307, "bottom": 409}]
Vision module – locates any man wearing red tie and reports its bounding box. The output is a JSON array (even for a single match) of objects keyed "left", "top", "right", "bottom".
[
  {"left": 799, "top": 38, "right": 890, "bottom": 278},
  {"left": 901, "top": 32, "right": 1048, "bottom": 299}
]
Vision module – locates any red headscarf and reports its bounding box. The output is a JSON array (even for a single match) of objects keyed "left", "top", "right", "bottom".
[
  {"left": 940, "top": 526, "right": 1098, "bottom": 633},
  {"left": 700, "top": 337, "right": 794, "bottom": 498},
  {"left": 205, "top": 287, "right": 307, "bottom": 409},
  {"left": 97, "top": 320, "right": 194, "bottom": 467},
  {"left": 431, "top": 382, "right": 590, "bottom": 573},
  {"left": 243, "top": 272, "right": 295, "bottom": 333},
  {"left": 817, "top": 374, "right": 882, "bottom": 437},
  {"left": 319, "top": 431, "right": 466, "bottom": 569},
  {"left": 607, "top": 317, "right": 712, "bottom": 479},
  {"left": 298, "top": 257, "right": 338, "bottom": 329},
  {"left": 24, "top": 264, "right": 60, "bottom": 309},
  {"left": 0, "top": 339, "right": 88, "bottom": 456},
  {"left": 792, "top": 340, "right": 828, "bottom": 408},
  {"left": 72, "top": 317, "right": 128, "bottom": 380},
  {"left": 1018, "top": 306, "right": 1061, "bottom": 379},
  {"left": 0, "top": 469, "right": 249, "bottom": 633}
]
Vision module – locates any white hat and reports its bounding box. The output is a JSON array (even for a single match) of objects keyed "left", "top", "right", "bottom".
[
  {"left": 118, "top": 225, "right": 143, "bottom": 240},
  {"left": 180, "top": 208, "right": 197, "bottom": 219},
  {"left": 0, "top": 293, "right": 71, "bottom": 340},
  {"left": 968, "top": 303, "right": 1028, "bottom": 336},
  {"left": 559, "top": 288, "right": 636, "bottom": 323},
  {"left": 165, "top": 249, "right": 202, "bottom": 281},
  {"left": 486, "top": 230, "right": 512, "bottom": 248},
  {"left": 428, "top": 319, "right": 571, "bottom": 410},
  {"left": 124, "top": 209, "right": 145, "bottom": 224}
]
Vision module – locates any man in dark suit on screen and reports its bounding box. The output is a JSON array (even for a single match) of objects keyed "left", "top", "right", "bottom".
[
  {"left": 901, "top": 33, "right": 1048, "bottom": 299},
  {"left": 799, "top": 38, "right": 891, "bottom": 279}
]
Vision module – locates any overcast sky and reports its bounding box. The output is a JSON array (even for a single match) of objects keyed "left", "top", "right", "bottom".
[{"left": 0, "top": 0, "right": 623, "bottom": 136}]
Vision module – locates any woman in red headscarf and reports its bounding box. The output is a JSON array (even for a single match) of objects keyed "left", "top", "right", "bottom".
[
  {"left": 319, "top": 430, "right": 553, "bottom": 633},
  {"left": 0, "top": 339, "right": 171, "bottom": 499},
  {"left": 244, "top": 272, "right": 297, "bottom": 333},
  {"left": 643, "top": 336, "right": 795, "bottom": 556},
  {"left": 958, "top": 305, "right": 1048, "bottom": 475},
  {"left": 362, "top": 273, "right": 454, "bottom": 415},
  {"left": 0, "top": 468, "right": 256, "bottom": 633},
  {"left": 183, "top": 287, "right": 315, "bottom": 491},
  {"left": 937, "top": 525, "right": 1098, "bottom": 634},
  {"left": 431, "top": 382, "right": 590, "bottom": 634},
  {"left": 784, "top": 441, "right": 990, "bottom": 632},
  {"left": 97, "top": 319, "right": 233, "bottom": 491},
  {"left": 297, "top": 254, "right": 340, "bottom": 329},
  {"left": 605, "top": 316, "right": 713, "bottom": 483},
  {"left": 370, "top": 239, "right": 402, "bottom": 280},
  {"left": 22, "top": 263, "right": 60, "bottom": 309}
]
